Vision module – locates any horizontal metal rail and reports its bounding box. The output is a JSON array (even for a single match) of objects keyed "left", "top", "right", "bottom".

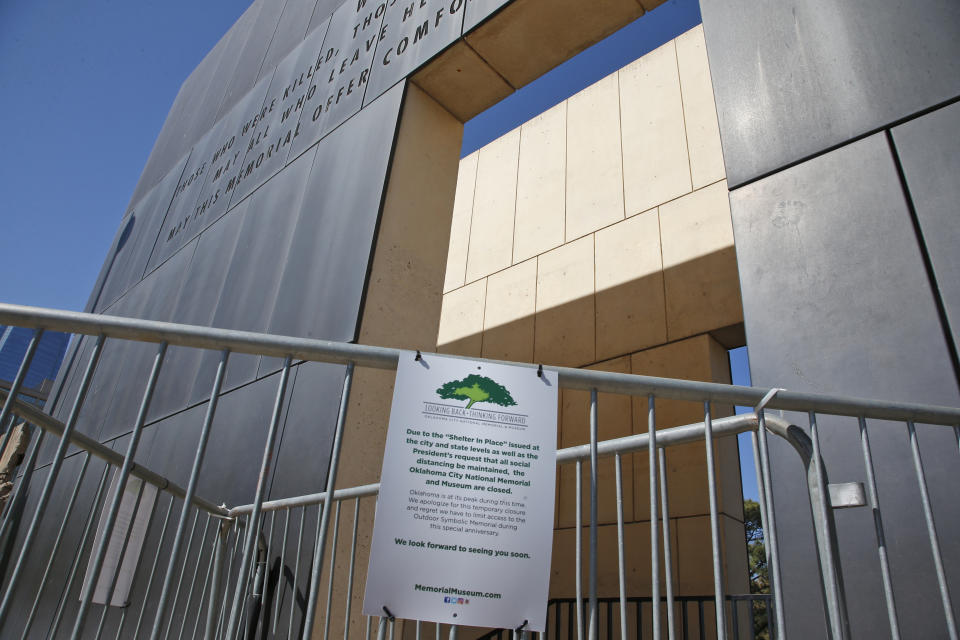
[
  {"left": 1, "top": 303, "right": 959, "bottom": 425},
  {"left": 0, "top": 388, "right": 229, "bottom": 518}
]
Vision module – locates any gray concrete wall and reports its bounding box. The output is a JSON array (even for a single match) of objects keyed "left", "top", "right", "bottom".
[{"left": 701, "top": 0, "right": 960, "bottom": 637}]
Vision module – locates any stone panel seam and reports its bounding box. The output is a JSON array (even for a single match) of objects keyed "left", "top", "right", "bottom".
[
  {"left": 462, "top": 140, "right": 481, "bottom": 288},
  {"left": 615, "top": 63, "right": 628, "bottom": 226},
  {"left": 727, "top": 93, "right": 960, "bottom": 192},
  {"left": 884, "top": 129, "right": 960, "bottom": 390},
  {"left": 673, "top": 39, "right": 694, "bottom": 194},
  {"left": 461, "top": 35, "right": 518, "bottom": 91},
  {"left": 510, "top": 124, "right": 523, "bottom": 265}
]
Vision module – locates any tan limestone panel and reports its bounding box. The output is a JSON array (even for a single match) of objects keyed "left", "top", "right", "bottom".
[
  {"left": 594, "top": 210, "right": 667, "bottom": 360},
  {"left": 676, "top": 25, "right": 725, "bottom": 190},
  {"left": 566, "top": 74, "right": 625, "bottom": 241},
  {"left": 550, "top": 521, "right": 679, "bottom": 600},
  {"left": 412, "top": 40, "right": 514, "bottom": 122},
  {"left": 620, "top": 39, "right": 692, "bottom": 217},
  {"left": 465, "top": 128, "right": 520, "bottom": 283},
  {"left": 437, "top": 279, "right": 487, "bottom": 357},
  {"left": 514, "top": 102, "right": 567, "bottom": 263},
  {"left": 659, "top": 181, "right": 743, "bottom": 341},
  {"left": 558, "top": 356, "right": 634, "bottom": 527},
  {"left": 534, "top": 236, "right": 595, "bottom": 367},
  {"left": 630, "top": 335, "right": 739, "bottom": 520},
  {"left": 465, "top": 0, "right": 645, "bottom": 89},
  {"left": 482, "top": 258, "right": 537, "bottom": 362},
  {"left": 444, "top": 151, "right": 479, "bottom": 293}
]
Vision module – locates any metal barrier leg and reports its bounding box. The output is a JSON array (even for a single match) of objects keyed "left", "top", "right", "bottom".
[
  {"left": 303, "top": 361, "right": 355, "bottom": 640},
  {"left": 344, "top": 497, "right": 360, "bottom": 640},
  {"left": 70, "top": 340, "right": 167, "bottom": 640},
  {"left": 133, "top": 495, "right": 177, "bottom": 640},
  {"left": 205, "top": 520, "right": 231, "bottom": 640},
  {"left": 614, "top": 453, "right": 627, "bottom": 640},
  {"left": 225, "top": 356, "right": 292, "bottom": 640},
  {"left": 323, "top": 501, "right": 342, "bottom": 640},
  {"left": 659, "top": 447, "right": 676, "bottom": 640},
  {"left": 150, "top": 349, "right": 229, "bottom": 640},
  {"left": 906, "top": 420, "right": 958, "bottom": 640},
  {"left": 648, "top": 395, "right": 661, "bottom": 640},
  {"left": 756, "top": 410, "right": 786, "bottom": 639},
  {"left": 703, "top": 402, "right": 727, "bottom": 640},
  {"left": 575, "top": 459, "right": 583, "bottom": 640},
  {"left": 0, "top": 334, "right": 104, "bottom": 632},
  {"left": 856, "top": 417, "right": 900, "bottom": 640},
  {"left": 588, "top": 389, "right": 598, "bottom": 640},
  {"left": 189, "top": 528, "right": 219, "bottom": 640},
  {"left": 806, "top": 412, "right": 850, "bottom": 640},
  {"left": 277, "top": 507, "right": 291, "bottom": 635}
]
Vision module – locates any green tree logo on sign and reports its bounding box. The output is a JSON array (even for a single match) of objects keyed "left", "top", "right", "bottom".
[{"left": 436, "top": 374, "right": 517, "bottom": 410}]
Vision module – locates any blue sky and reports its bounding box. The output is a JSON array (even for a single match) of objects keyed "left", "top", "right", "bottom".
[{"left": 0, "top": 0, "right": 757, "bottom": 496}]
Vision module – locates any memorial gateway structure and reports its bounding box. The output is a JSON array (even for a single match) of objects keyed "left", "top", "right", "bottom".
[{"left": 0, "top": 0, "right": 957, "bottom": 638}]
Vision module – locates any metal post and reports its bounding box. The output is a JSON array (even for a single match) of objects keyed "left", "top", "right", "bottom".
[
  {"left": 190, "top": 529, "right": 219, "bottom": 640},
  {"left": 48, "top": 462, "right": 111, "bottom": 638},
  {"left": 659, "top": 447, "right": 676, "bottom": 640},
  {"left": 276, "top": 507, "right": 291, "bottom": 635},
  {"left": 288, "top": 507, "right": 307, "bottom": 640},
  {"left": 205, "top": 520, "right": 231, "bottom": 640},
  {"left": 807, "top": 412, "right": 849, "bottom": 640},
  {"left": 344, "top": 497, "right": 360, "bottom": 640},
  {"left": 588, "top": 389, "right": 599, "bottom": 640},
  {"left": 176, "top": 516, "right": 215, "bottom": 640},
  {"left": 0, "top": 334, "right": 104, "bottom": 632},
  {"left": 132, "top": 495, "right": 177, "bottom": 640},
  {"left": 19, "top": 451, "right": 91, "bottom": 638},
  {"left": 163, "top": 510, "right": 201, "bottom": 640},
  {"left": 648, "top": 395, "right": 661, "bottom": 640},
  {"left": 906, "top": 420, "right": 957, "bottom": 640},
  {"left": 70, "top": 340, "right": 167, "bottom": 639},
  {"left": 703, "top": 402, "right": 727, "bottom": 640},
  {"left": 856, "top": 417, "right": 900, "bottom": 640},
  {"left": 149, "top": 349, "right": 229, "bottom": 640},
  {"left": 575, "top": 458, "right": 583, "bottom": 640},
  {"left": 614, "top": 453, "right": 627, "bottom": 640},
  {"left": 303, "top": 362, "right": 355, "bottom": 640},
  {"left": 755, "top": 410, "right": 786, "bottom": 639},
  {"left": 225, "top": 356, "right": 292, "bottom": 640},
  {"left": 323, "top": 501, "right": 342, "bottom": 640}
]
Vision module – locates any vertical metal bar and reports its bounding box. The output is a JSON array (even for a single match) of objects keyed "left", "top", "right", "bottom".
[
  {"left": 681, "top": 600, "right": 688, "bottom": 640},
  {"left": 697, "top": 600, "right": 704, "bottom": 640},
  {"left": 0, "top": 424, "right": 45, "bottom": 543},
  {"left": 47, "top": 461, "right": 111, "bottom": 639},
  {"left": 449, "top": 624, "right": 458, "bottom": 639},
  {"left": 368, "top": 615, "right": 374, "bottom": 640},
  {"left": 755, "top": 411, "right": 785, "bottom": 639},
  {"left": 659, "top": 448, "right": 676, "bottom": 640},
  {"left": 0, "top": 334, "right": 104, "bottom": 631},
  {"left": 217, "top": 518, "right": 243, "bottom": 640},
  {"left": 614, "top": 454, "right": 627, "bottom": 640},
  {"left": 344, "top": 497, "right": 360, "bottom": 640},
  {"left": 703, "top": 402, "right": 727, "bottom": 640},
  {"left": 906, "top": 420, "right": 958, "bottom": 639},
  {"left": 113, "top": 480, "right": 163, "bottom": 640},
  {"left": 19, "top": 451, "right": 91, "bottom": 639},
  {"left": 588, "top": 389, "right": 599, "bottom": 640},
  {"left": 148, "top": 349, "right": 228, "bottom": 640},
  {"left": 276, "top": 507, "right": 292, "bottom": 635},
  {"left": 807, "top": 412, "right": 848, "bottom": 640},
  {"left": 133, "top": 495, "right": 177, "bottom": 640},
  {"left": 730, "top": 599, "right": 740, "bottom": 640},
  {"left": 176, "top": 516, "right": 215, "bottom": 640},
  {"left": 204, "top": 521, "right": 230, "bottom": 640},
  {"left": 856, "top": 416, "right": 900, "bottom": 640},
  {"left": 71, "top": 340, "right": 167, "bottom": 640},
  {"left": 648, "top": 395, "right": 661, "bottom": 640},
  {"left": 303, "top": 362, "right": 355, "bottom": 640},
  {"left": 323, "top": 500, "right": 342, "bottom": 640},
  {"left": 0, "top": 328, "right": 43, "bottom": 458},
  {"left": 190, "top": 529, "right": 219, "bottom": 640},
  {"left": 576, "top": 459, "right": 584, "bottom": 640},
  {"left": 225, "top": 356, "right": 292, "bottom": 640},
  {"left": 257, "top": 508, "right": 276, "bottom": 639},
  {"left": 163, "top": 510, "right": 201, "bottom": 640},
  {"left": 376, "top": 617, "right": 387, "bottom": 640},
  {"left": 288, "top": 506, "right": 307, "bottom": 640},
  {"left": 93, "top": 479, "right": 148, "bottom": 640}
]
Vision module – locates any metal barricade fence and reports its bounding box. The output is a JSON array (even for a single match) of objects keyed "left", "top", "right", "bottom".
[{"left": 0, "top": 303, "right": 956, "bottom": 640}]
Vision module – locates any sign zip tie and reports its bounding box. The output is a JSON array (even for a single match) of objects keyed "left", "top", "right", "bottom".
[
  {"left": 382, "top": 606, "right": 395, "bottom": 621},
  {"left": 536, "top": 364, "right": 543, "bottom": 378},
  {"left": 515, "top": 619, "right": 528, "bottom": 632},
  {"left": 414, "top": 350, "right": 422, "bottom": 362}
]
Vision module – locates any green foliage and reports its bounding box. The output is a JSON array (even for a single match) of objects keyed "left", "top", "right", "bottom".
[
  {"left": 744, "top": 499, "right": 770, "bottom": 639},
  {"left": 436, "top": 375, "right": 517, "bottom": 409}
]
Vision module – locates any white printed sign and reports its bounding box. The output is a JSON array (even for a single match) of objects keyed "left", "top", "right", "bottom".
[{"left": 363, "top": 352, "right": 558, "bottom": 632}]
